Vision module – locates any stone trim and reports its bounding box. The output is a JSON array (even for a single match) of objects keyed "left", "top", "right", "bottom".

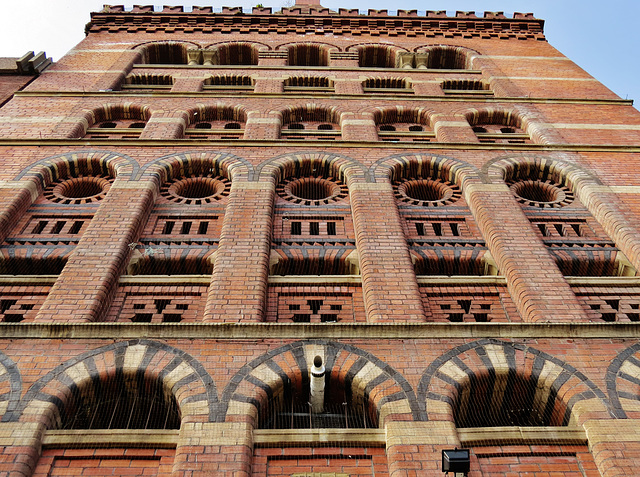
[
  {"left": 42, "top": 429, "right": 179, "bottom": 448},
  {"left": 458, "top": 426, "right": 586, "bottom": 446},
  {"left": 253, "top": 428, "right": 385, "bottom": 446}
]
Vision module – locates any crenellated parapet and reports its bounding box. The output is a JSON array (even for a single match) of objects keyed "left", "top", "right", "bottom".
[{"left": 89, "top": 6, "right": 545, "bottom": 40}]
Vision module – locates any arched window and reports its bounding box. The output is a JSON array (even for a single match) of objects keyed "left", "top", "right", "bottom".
[
  {"left": 136, "top": 41, "right": 189, "bottom": 64},
  {"left": 183, "top": 105, "right": 247, "bottom": 140},
  {"left": 286, "top": 43, "right": 330, "bottom": 66},
  {"left": 83, "top": 105, "right": 150, "bottom": 139},
  {"left": 283, "top": 76, "right": 334, "bottom": 93},
  {"left": 356, "top": 44, "right": 397, "bottom": 68},
  {"left": 466, "top": 110, "right": 531, "bottom": 144},
  {"left": 280, "top": 105, "right": 341, "bottom": 140},
  {"left": 372, "top": 107, "right": 434, "bottom": 142}
]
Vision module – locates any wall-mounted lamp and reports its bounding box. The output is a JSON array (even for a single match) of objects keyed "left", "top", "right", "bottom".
[{"left": 442, "top": 448, "right": 470, "bottom": 476}]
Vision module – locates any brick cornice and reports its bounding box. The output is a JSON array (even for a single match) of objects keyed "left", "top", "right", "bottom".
[
  {"left": 87, "top": 9, "right": 545, "bottom": 40},
  {"left": 2, "top": 322, "right": 640, "bottom": 339}
]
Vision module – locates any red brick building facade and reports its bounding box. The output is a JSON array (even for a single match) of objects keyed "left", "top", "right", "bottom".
[{"left": 0, "top": 3, "right": 639, "bottom": 476}]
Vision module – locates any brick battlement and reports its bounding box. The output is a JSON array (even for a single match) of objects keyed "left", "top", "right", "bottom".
[{"left": 88, "top": 6, "right": 545, "bottom": 40}]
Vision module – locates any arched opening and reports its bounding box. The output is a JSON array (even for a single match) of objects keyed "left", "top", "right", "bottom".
[
  {"left": 183, "top": 105, "right": 246, "bottom": 140},
  {"left": 357, "top": 45, "right": 397, "bottom": 68},
  {"left": 57, "top": 373, "right": 181, "bottom": 430},
  {"left": 280, "top": 105, "right": 341, "bottom": 140},
  {"left": 466, "top": 109, "right": 531, "bottom": 144},
  {"left": 137, "top": 42, "right": 189, "bottom": 64},
  {"left": 422, "top": 45, "right": 472, "bottom": 69},
  {"left": 286, "top": 43, "right": 329, "bottom": 66},
  {"left": 372, "top": 107, "right": 434, "bottom": 142},
  {"left": 83, "top": 104, "right": 150, "bottom": 139}
]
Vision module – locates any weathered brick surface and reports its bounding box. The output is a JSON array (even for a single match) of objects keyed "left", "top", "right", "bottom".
[{"left": 0, "top": 3, "right": 639, "bottom": 477}]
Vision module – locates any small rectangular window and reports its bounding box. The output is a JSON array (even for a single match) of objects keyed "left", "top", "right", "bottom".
[
  {"left": 291, "top": 221, "right": 302, "bottom": 235},
  {"left": 309, "top": 222, "right": 320, "bottom": 235}
]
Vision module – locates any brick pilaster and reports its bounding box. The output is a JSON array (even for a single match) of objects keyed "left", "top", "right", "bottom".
[
  {"left": 341, "top": 112, "right": 378, "bottom": 142},
  {"left": 0, "top": 181, "right": 38, "bottom": 241},
  {"left": 171, "top": 76, "right": 204, "bottom": 92},
  {"left": 204, "top": 180, "right": 274, "bottom": 322},
  {"left": 348, "top": 181, "right": 424, "bottom": 322},
  {"left": 173, "top": 422, "right": 253, "bottom": 476},
  {"left": 334, "top": 79, "right": 364, "bottom": 95},
  {"left": 584, "top": 419, "right": 640, "bottom": 476},
  {"left": 386, "top": 421, "right": 459, "bottom": 477},
  {"left": 253, "top": 77, "right": 284, "bottom": 94},
  {"left": 413, "top": 81, "right": 445, "bottom": 96},
  {"left": 34, "top": 180, "right": 156, "bottom": 322},
  {"left": 139, "top": 111, "right": 186, "bottom": 139},
  {"left": 93, "top": 49, "right": 142, "bottom": 91},
  {"left": 0, "top": 422, "right": 43, "bottom": 477},
  {"left": 433, "top": 114, "right": 478, "bottom": 142},
  {"left": 466, "top": 183, "right": 586, "bottom": 322},
  {"left": 244, "top": 111, "right": 281, "bottom": 140}
]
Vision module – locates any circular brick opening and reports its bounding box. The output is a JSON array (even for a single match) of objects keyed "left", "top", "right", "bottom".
[
  {"left": 161, "top": 176, "right": 231, "bottom": 204},
  {"left": 394, "top": 178, "right": 461, "bottom": 207},
  {"left": 45, "top": 176, "right": 112, "bottom": 204},
  {"left": 277, "top": 176, "right": 348, "bottom": 206},
  {"left": 510, "top": 179, "right": 573, "bottom": 208}
]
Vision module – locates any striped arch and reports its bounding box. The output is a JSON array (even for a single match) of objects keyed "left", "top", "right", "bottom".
[
  {"left": 14, "top": 150, "right": 138, "bottom": 186},
  {"left": 70, "top": 102, "right": 152, "bottom": 138},
  {"left": 463, "top": 106, "right": 557, "bottom": 144},
  {"left": 140, "top": 151, "right": 255, "bottom": 182},
  {"left": 346, "top": 43, "right": 409, "bottom": 68},
  {"left": 184, "top": 103, "right": 248, "bottom": 126},
  {"left": 483, "top": 154, "right": 603, "bottom": 190},
  {"left": 221, "top": 340, "right": 422, "bottom": 427},
  {"left": 277, "top": 41, "right": 339, "bottom": 66},
  {"left": 415, "top": 44, "right": 478, "bottom": 69},
  {"left": 370, "top": 152, "right": 480, "bottom": 187},
  {"left": 369, "top": 106, "right": 435, "bottom": 128},
  {"left": 0, "top": 351, "right": 21, "bottom": 422},
  {"left": 16, "top": 340, "right": 219, "bottom": 428},
  {"left": 417, "top": 339, "right": 612, "bottom": 427},
  {"left": 279, "top": 103, "right": 342, "bottom": 127},
  {"left": 256, "top": 151, "right": 370, "bottom": 184},
  {"left": 606, "top": 343, "right": 640, "bottom": 419}
]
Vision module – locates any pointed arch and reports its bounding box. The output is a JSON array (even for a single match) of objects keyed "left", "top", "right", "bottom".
[
  {"left": 417, "top": 339, "right": 613, "bottom": 426},
  {"left": 222, "top": 340, "right": 422, "bottom": 427},
  {"left": 15, "top": 340, "right": 219, "bottom": 427}
]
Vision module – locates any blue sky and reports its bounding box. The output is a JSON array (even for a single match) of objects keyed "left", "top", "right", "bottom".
[{"left": 0, "top": 1, "right": 638, "bottom": 110}]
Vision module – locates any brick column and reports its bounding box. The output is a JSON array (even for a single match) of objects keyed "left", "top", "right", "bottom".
[
  {"left": 204, "top": 180, "right": 274, "bottom": 322},
  {"left": 34, "top": 180, "right": 156, "bottom": 322},
  {"left": 139, "top": 111, "right": 186, "bottom": 139},
  {"left": 432, "top": 114, "right": 478, "bottom": 142},
  {"left": 348, "top": 181, "right": 424, "bottom": 322},
  {"left": 341, "top": 112, "right": 378, "bottom": 142},
  {"left": 386, "top": 421, "right": 459, "bottom": 477},
  {"left": 173, "top": 422, "right": 253, "bottom": 476},
  {"left": 584, "top": 419, "right": 640, "bottom": 476},
  {"left": 0, "top": 181, "right": 38, "bottom": 241},
  {"left": 244, "top": 111, "right": 281, "bottom": 140},
  {"left": 466, "top": 183, "right": 586, "bottom": 322}
]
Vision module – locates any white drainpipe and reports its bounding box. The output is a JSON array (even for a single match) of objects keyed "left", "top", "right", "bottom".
[{"left": 310, "top": 355, "right": 325, "bottom": 413}]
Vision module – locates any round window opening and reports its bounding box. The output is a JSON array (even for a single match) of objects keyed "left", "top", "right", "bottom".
[
  {"left": 161, "top": 176, "right": 231, "bottom": 204},
  {"left": 277, "top": 176, "right": 348, "bottom": 206},
  {"left": 393, "top": 177, "right": 461, "bottom": 207},
  {"left": 44, "top": 176, "right": 113, "bottom": 204},
  {"left": 509, "top": 179, "right": 574, "bottom": 208}
]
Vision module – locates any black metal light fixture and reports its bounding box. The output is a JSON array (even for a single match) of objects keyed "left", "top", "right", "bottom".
[{"left": 442, "top": 448, "right": 470, "bottom": 476}]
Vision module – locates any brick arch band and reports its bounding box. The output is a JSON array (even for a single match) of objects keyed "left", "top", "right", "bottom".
[
  {"left": 140, "top": 150, "right": 255, "bottom": 182},
  {"left": 417, "top": 339, "right": 613, "bottom": 426},
  {"left": 14, "top": 150, "right": 139, "bottom": 185},
  {"left": 370, "top": 152, "right": 481, "bottom": 186},
  {"left": 256, "top": 151, "right": 372, "bottom": 183},
  {"left": 221, "top": 340, "right": 423, "bottom": 426},
  {"left": 484, "top": 154, "right": 604, "bottom": 188},
  {"left": 606, "top": 343, "right": 640, "bottom": 419},
  {"left": 0, "top": 351, "right": 21, "bottom": 422},
  {"left": 14, "top": 340, "right": 219, "bottom": 427}
]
